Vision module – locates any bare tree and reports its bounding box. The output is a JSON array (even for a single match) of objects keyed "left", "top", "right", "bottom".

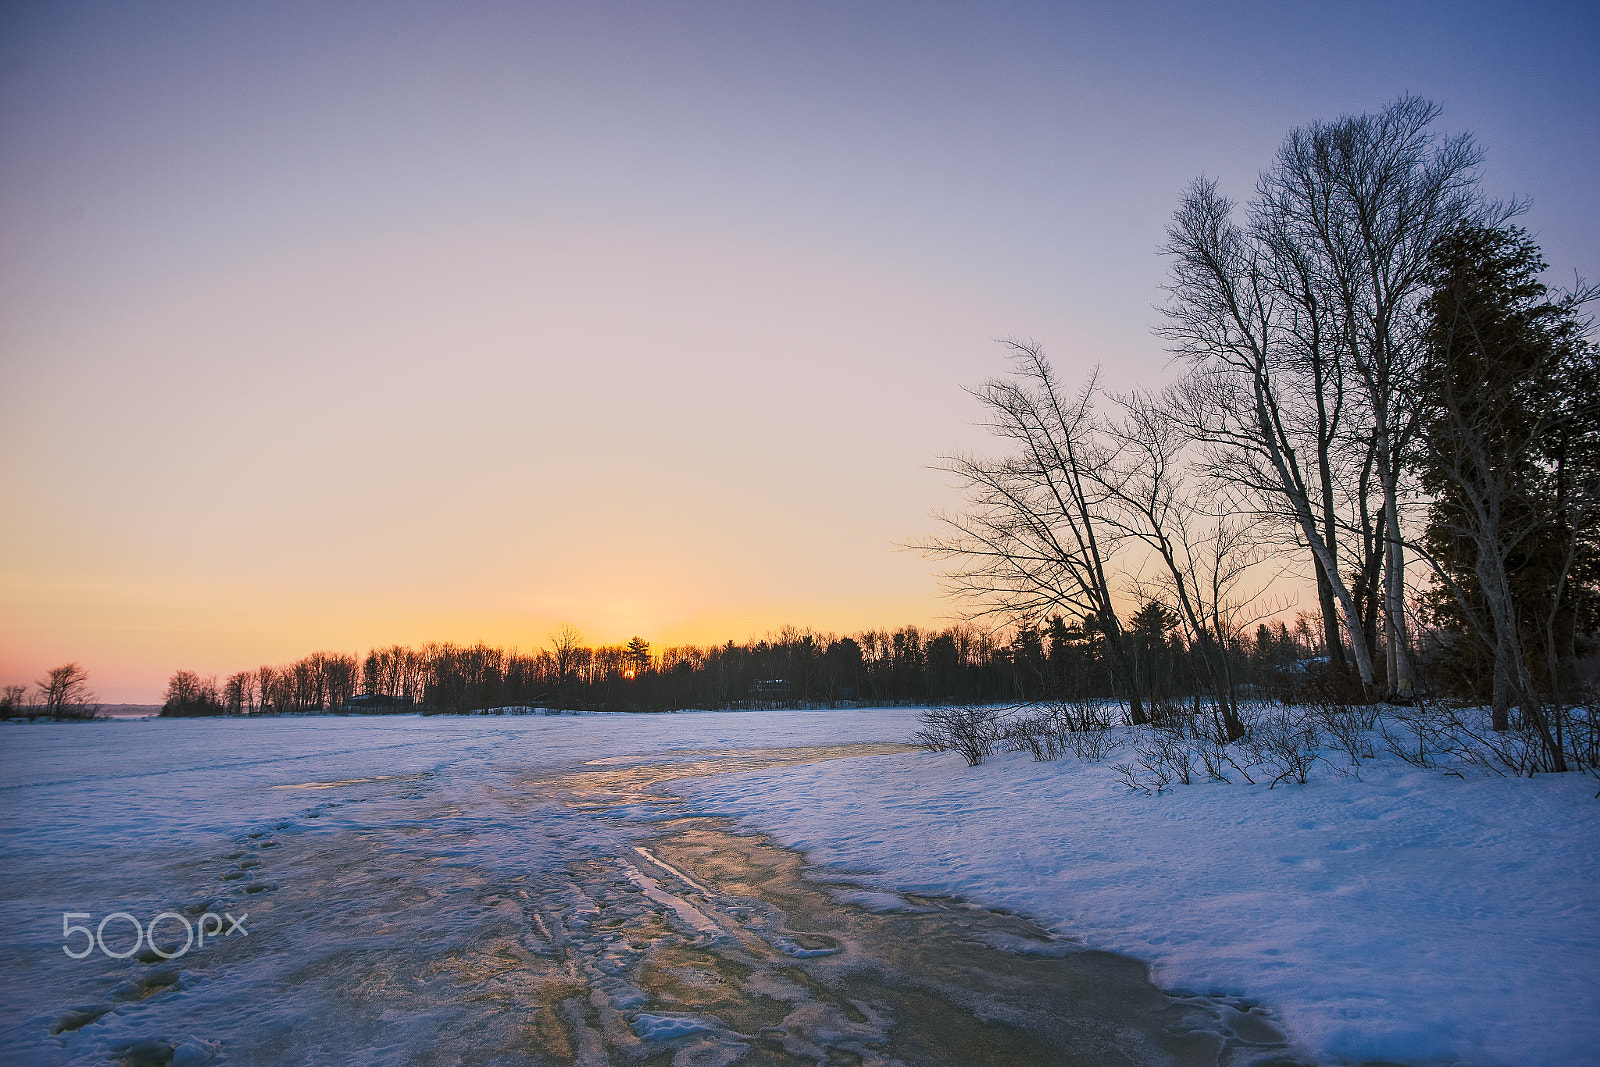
[
  {"left": 916, "top": 340, "right": 1147, "bottom": 722},
  {"left": 1163, "top": 97, "right": 1502, "bottom": 701},
  {"left": 311, "top": 651, "right": 359, "bottom": 710},
  {"left": 1098, "top": 389, "right": 1273, "bottom": 739},
  {"left": 1162, "top": 184, "right": 1378, "bottom": 694},
  {"left": 1259, "top": 96, "right": 1505, "bottom": 701},
  {"left": 549, "top": 624, "right": 585, "bottom": 687},
  {"left": 256, "top": 665, "right": 278, "bottom": 712},
  {"left": 36, "top": 663, "right": 97, "bottom": 720},
  {"left": 162, "top": 669, "right": 222, "bottom": 716},
  {"left": 224, "top": 670, "right": 257, "bottom": 715}
]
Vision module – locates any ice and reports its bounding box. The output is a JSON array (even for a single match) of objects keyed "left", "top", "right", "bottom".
[
  {"left": 1, "top": 710, "right": 920, "bottom": 1064},
  {"left": 633, "top": 845, "right": 715, "bottom": 896},
  {"left": 964, "top": 929, "right": 1080, "bottom": 956},
  {"left": 825, "top": 887, "right": 922, "bottom": 912},
  {"left": 629, "top": 1011, "right": 720, "bottom": 1040},
  {"left": 766, "top": 935, "right": 839, "bottom": 959},
  {"left": 171, "top": 1035, "right": 220, "bottom": 1066},
  {"left": 617, "top": 861, "right": 725, "bottom": 939}
]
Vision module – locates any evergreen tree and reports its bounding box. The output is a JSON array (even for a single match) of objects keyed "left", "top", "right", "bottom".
[{"left": 1416, "top": 224, "right": 1598, "bottom": 745}]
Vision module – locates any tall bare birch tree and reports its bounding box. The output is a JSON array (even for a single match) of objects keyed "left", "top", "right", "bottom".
[
  {"left": 1162, "top": 179, "right": 1379, "bottom": 695},
  {"left": 1164, "top": 97, "right": 1499, "bottom": 701},
  {"left": 1258, "top": 97, "right": 1502, "bottom": 701}
]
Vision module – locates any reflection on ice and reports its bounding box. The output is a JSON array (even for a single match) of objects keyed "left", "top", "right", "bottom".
[
  {"left": 268, "top": 776, "right": 406, "bottom": 790},
  {"left": 4, "top": 719, "right": 1290, "bottom": 1065}
]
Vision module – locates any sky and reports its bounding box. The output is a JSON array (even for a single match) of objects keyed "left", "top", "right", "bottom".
[{"left": 2, "top": 1, "right": 1596, "bottom": 703}]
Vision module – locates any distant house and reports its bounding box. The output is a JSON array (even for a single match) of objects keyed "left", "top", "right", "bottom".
[
  {"left": 1282, "top": 656, "right": 1331, "bottom": 675},
  {"left": 750, "top": 679, "right": 791, "bottom": 700},
  {"left": 345, "top": 693, "right": 411, "bottom": 711}
]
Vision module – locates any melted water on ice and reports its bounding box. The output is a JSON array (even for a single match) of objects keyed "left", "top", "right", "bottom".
[{"left": 6, "top": 740, "right": 1299, "bottom": 1066}]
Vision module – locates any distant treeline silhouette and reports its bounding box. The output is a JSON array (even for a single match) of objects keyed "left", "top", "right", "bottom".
[{"left": 158, "top": 616, "right": 1326, "bottom": 716}]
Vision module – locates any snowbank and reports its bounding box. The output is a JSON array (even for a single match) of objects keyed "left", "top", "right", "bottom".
[{"left": 674, "top": 735, "right": 1600, "bottom": 1067}]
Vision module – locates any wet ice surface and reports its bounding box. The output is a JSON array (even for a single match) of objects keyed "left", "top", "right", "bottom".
[{"left": 1, "top": 713, "right": 1291, "bottom": 1066}]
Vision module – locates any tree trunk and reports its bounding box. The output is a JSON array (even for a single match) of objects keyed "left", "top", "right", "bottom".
[
  {"left": 1314, "top": 556, "right": 1343, "bottom": 666},
  {"left": 1491, "top": 666, "right": 1510, "bottom": 732},
  {"left": 1098, "top": 612, "right": 1146, "bottom": 724},
  {"left": 1313, "top": 352, "right": 1348, "bottom": 669},
  {"left": 1377, "top": 417, "right": 1418, "bottom": 704}
]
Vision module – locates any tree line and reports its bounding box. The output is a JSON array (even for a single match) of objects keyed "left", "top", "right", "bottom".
[{"left": 154, "top": 617, "right": 1333, "bottom": 717}]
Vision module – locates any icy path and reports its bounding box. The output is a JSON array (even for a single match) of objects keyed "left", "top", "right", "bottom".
[{"left": 2, "top": 712, "right": 1279, "bottom": 1066}]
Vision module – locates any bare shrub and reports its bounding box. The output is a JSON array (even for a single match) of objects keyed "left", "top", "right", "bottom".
[
  {"left": 1045, "top": 697, "right": 1119, "bottom": 732},
  {"left": 1195, "top": 736, "right": 1237, "bottom": 783},
  {"left": 1428, "top": 704, "right": 1557, "bottom": 777},
  {"left": 914, "top": 706, "right": 1003, "bottom": 766},
  {"left": 1376, "top": 704, "right": 1471, "bottom": 772},
  {"left": 1461, "top": 720, "right": 1541, "bottom": 777},
  {"left": 1141, "top": 729, "right": 1194, "bottom": 786},
  {"left": 1250, "top": 710, "right": 1322, "bottom": 787},
  {"left": 1145, "top": 696, "right": 1191, "bottom": 730},
  {"left": 990, "top": 701, "right": 1125, "bottom": 763},
  {"left": 1561, "top": 698, "right": 1600, "bottom": 778},
  {"left": 1115, "top": 735, "right": 1179, "bottom": 794},
  {"left": 1112, "top": 761, "right": 1151, "bottom": 794},
  {"left": 1309, "top": 692, "right": 1377, "bottom": 778},
  {"left": 1000, "top": 708, "right": 1064, "bottom": 761},
  {"left": 1067, "top": 726, "right": 1124, "bottom": 762},
  {"left": 1114, "top": 713, "right": 1256, "bottom": 790},
  {"left": 1361, "top": 699, "right": 1600, "bottom": 780}
]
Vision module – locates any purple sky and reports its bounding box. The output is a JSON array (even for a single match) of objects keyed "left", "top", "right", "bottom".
[{"left": 3, "top": 1, "right": 1596, "bottom": 701}]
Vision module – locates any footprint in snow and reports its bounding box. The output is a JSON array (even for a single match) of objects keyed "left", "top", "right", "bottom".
[{"left": 51, "top": 1003, "right": 111, "bottom": 1035}]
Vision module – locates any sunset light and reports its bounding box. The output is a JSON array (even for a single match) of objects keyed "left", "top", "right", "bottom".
[{"left": 2, "top": 4, "right": 1593, "bottom": 704}]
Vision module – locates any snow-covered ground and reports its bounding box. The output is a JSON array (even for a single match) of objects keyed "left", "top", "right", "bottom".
[
  {"left": 2, "top": 707, "right": 1595, "bottom": 1066},
  {"left": 669, "top": 723, "right": 1600, "bottom": 1067}
]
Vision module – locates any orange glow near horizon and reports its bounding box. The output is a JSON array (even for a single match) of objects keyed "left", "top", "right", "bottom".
[
  {"left": 0, "top": 595, "right": 963, "bottom": 704},
  {"left": 0, "top": 220, "right": 999, "bottom": 702}
]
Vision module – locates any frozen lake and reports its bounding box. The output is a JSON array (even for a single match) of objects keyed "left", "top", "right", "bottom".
[{"left": 0, "top": 710, "right": 1277, "bottom": 1066}]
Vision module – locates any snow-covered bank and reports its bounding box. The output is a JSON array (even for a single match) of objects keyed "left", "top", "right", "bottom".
[{"left": 672, "top": 738, "right": 1600, "bottom": 1067}]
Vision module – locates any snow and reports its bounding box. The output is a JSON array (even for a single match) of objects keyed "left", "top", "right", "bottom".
[
  {"left": 2, "top": 707, "right": 1595, "bottom": 1066},
  {"left": 670, "top": 731, "right": 1600, "bottom": 1067}
]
